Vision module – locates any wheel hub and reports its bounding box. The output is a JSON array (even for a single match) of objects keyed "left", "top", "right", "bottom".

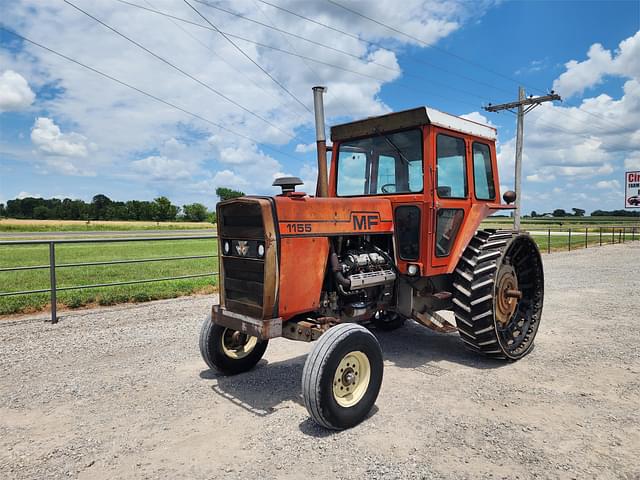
[
  {"left": 221, "top": 328, "right": 258, "bottom": 359},
  {"left": 495, "top": 264, "right": 521, "bottom": 326},
  {"left": 333, "top": 351, "right": 371, "bottom": 408}
]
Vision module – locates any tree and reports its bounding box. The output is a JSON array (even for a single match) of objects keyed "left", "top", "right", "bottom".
[
  {"left": 216, "top": 187, "right": 245, "bottom": 201},
  {"left": 33, "top": 205, "right": 50, "bottom": 219},
  {"left": 0, "top": 203, "right": 5, "bottom": 217},
  {"left": 153, "top": 196, "right": 178, "bottom": 221},
  {"left": 530, "top": 210, "right": 538, "bottom": 218},
  {"left": 91, "top": 194, "right": 112, "bottom": 220},
  {"left": 182, "top": 203, "right": 208, "bottom": 222},
  {"left": 572, "top": 208, "right": 585, "bottom": 217},
  {"left": 552, "top": 209, "right": 567, "bottom": 217}
]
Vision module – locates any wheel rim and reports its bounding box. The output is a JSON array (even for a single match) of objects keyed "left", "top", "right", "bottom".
[
  {"left": 221, "top": 328, "right": 258, "bottom": 359},
  {"left": 332, "top": 351, "right": 371, "bottom": 408},
  {"left": 493, "top": 237, "right": 544, "bottom": 356}
]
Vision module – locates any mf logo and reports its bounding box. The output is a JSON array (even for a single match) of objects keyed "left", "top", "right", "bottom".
[
  {"left": 235, "top": 241, "right": 249, "bottom": 256},
  {"left": 352, "top": 212, "right": 380, "bottom": 231}
]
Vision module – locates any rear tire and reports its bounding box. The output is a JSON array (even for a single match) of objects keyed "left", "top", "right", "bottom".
[
  {"left": 452, "top": 230, "right": 544, "bottom": 360},
  {"left": 302, "top": 323, "right": 383, "bottom": 430},
  {"left": 199, "top": 316, "right": 268, "bottom": 374}
]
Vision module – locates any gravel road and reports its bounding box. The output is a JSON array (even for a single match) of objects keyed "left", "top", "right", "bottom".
[{"left": 1, "top": 242, "right": 639, "bottom": 479}]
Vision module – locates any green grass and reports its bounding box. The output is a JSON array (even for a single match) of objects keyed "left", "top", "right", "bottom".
[{"left": 0, "top": 239, "right": 218, "bottom": 315}]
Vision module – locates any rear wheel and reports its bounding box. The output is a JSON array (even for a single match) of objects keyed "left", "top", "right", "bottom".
[
  {"left": 199, "top": 316, "right": 268, "bottom": 374},
  {"left": 452, "top": 230, "right": 544, "bottom": 360},
  {"left": 302, "top": 323, "right": 383, "bottom": 430}
]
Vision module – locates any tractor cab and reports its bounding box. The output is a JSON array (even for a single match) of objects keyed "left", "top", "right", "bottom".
[{"left": 328, "top": 107, "right": 506, "bottom": 277}]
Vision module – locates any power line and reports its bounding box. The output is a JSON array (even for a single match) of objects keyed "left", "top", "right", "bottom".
[
  {"left": 114, "top": 0, "right": 609, "bottom": 143},
  {"left": 254, "top": 0, "right": 513, "bottom": 96},
  {"left": 327, "top": 0, "right": 538, "bottom": 91},
  {"left": 325, "top": 0, "right": 627, "bottom": 131},
  {"left": 141, "top": 0, "right": 304, "bottom": 120},
  {"left": 182, "top": 0, "right": 312, "bottom": 114},
  {"left": 62, "top": 0, "right": 296, "bottom": 141},
  {"left": 140, "top": 0, "right": 489, "bottom": 102},
  {"left": 0, "top": 27, "right": 300, "bottom": 162}
]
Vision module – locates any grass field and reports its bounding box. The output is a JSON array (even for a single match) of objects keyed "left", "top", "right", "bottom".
[
  {"left": 0, "top": 219, "right": 214, "bottom": 232},
  {"left": 0, "top": 238, "right": 218, "bottom": 315}
]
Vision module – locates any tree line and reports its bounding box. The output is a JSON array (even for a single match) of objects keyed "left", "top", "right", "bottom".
[
  {"left": 0, "top": 187, "right": 245, "bottom": 222},
  {"left": 530, "top": 208, "right": 640, "bottom": 218}
]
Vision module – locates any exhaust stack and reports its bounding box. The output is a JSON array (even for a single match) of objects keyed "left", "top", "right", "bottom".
[{"left": 312, "top": 86, "right": 328, "bottom": 197}]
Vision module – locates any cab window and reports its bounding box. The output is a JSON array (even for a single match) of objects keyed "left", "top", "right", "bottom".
[
  {"left": 337, "top": 129, "right": 423, "bottom": 196},
  {"left": 436, "top": 134, "right": 467, "bottom": 199},
  {"left": 472, "top": 142, "right": 496, "bottom": 200}
]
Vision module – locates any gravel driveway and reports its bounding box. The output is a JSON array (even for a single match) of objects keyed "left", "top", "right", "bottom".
[{"left": 1, "top": 242, "right": 639, "bottom": 479}]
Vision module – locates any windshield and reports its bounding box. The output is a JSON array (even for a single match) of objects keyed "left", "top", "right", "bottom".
[{"left": 336, "top": 129, "right": 423, "bottom": 196}]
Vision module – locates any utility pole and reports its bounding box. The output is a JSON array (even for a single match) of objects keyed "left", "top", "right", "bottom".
[{"left": 484, "top": 88, "right": 561, "bottom": 230}]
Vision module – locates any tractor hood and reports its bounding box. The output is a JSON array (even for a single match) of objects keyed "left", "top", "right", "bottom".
[{"left": 273, "top": 195, "right": 394, "bottom": 237}]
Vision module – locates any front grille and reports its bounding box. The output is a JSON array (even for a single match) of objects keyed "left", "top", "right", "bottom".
[{"left": 218, "top": 198, "right": 276, "bottom": 319}]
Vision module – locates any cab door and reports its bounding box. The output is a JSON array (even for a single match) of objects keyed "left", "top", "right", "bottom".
[{"left": 429, "top": 127, "right": 472, "bottom": 271}]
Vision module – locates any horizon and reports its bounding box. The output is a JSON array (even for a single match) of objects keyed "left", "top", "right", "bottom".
[{"left": 1, "top": 0, "right": 639, "bottom": 213}]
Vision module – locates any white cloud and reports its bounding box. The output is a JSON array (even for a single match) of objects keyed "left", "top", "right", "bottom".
[
  {"left": 461, "top": 111, "right": 494, "bottom": 126},
  {"left": 0, "top": 70, "right": 35, "bottom": 111},
  {"left": 30, "top": 117, "right": 89, "bottom": 157},
  {"left": 295, "top": 143, "right": 316, "bottom": 153},
  {"left": 131, "top": 155, "right": 195, "bottom": 181},
  {"left": 596, "top": 180, "right": 620, "bottom": 190},
  {"left": 624, "top": 152, "right": 640, "bottom": 170},
  {"left": 553, "top": 31, "right": 640, "bottom": 97},
  {"left": 17, "top": 191, "right": 41, "bottom": 199},
  {"left": 526, "top": 173, "right": 555, "bottom": 183}
]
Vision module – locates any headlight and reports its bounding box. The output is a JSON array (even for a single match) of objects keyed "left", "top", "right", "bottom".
[
  {"left": 223, "top": 240, "right": 230, "bottom": 255},
  {"left": 407, "top": 264, "right": 419, "bottom": 276},
  {"left": 257, "top": 243, "right": 265, "bottom": 258}
]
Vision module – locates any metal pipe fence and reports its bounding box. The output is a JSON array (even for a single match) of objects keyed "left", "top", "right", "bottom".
[
  {"left": 1, "top": 226, "right": 638, "bottom": 324},
  {"left": 531, "top": 225, "right": 639, "bottom": 255},
  {"left": 0, "top": 235, "right": 217, "bottom": 323}
]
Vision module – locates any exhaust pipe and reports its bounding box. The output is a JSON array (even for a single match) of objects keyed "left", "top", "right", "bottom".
[{"left": 312, "top": 86, "right": 328, "bottom": 198}]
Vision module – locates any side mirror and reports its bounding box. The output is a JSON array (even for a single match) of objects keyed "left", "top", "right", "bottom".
[{"left": 503, "top": 190, "right": 516, "bottom": 204}]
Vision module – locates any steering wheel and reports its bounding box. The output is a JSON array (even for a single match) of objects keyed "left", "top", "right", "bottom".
[{"left": 381, "top": 183, "right": 396, "bottom": 194}]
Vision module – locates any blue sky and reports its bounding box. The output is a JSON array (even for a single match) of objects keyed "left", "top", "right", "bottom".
[{"left": 1, "top": 0, "right": 639, "bottom": 215}]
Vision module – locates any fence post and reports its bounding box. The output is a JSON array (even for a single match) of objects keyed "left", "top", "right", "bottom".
[
  {"left": 599, "top": 226, "right": 602, "bottom": 246},
  {"left": 585, "top": 227, "right": 588, "bottom": 249},
  {"left": 612, "top": 227, "right": 615, "bottom": 244},
  {"left": 568, "top": 228, "right": 572, "bottom": 251},
  {"left": 547, "top": 228, "right": 551, "bottom": 254},
  {"left": 49, "top": 242, "right": 57, "bottom": 324},
  {"left": 623, "top": 227, "right": 626, "bottom": 243}
]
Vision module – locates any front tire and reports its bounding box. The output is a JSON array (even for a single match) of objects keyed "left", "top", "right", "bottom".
[
  {"left": 302, "top": 323, "right": 384, "bottom": 430},
  {"left": 199, "top": 316, "right": 268, "bottom": 374}
]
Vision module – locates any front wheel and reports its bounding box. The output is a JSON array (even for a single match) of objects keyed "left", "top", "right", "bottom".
[
  {"left": 302, "top": 323, "right": 384, "bottom": 430},
  {"left": 199, "top": 316, "right": 268, "bottom": 374}
]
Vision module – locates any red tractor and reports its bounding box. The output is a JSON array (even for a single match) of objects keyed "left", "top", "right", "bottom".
[{"left": 200, "top": 87, "right": 544, "bottom": 429}]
